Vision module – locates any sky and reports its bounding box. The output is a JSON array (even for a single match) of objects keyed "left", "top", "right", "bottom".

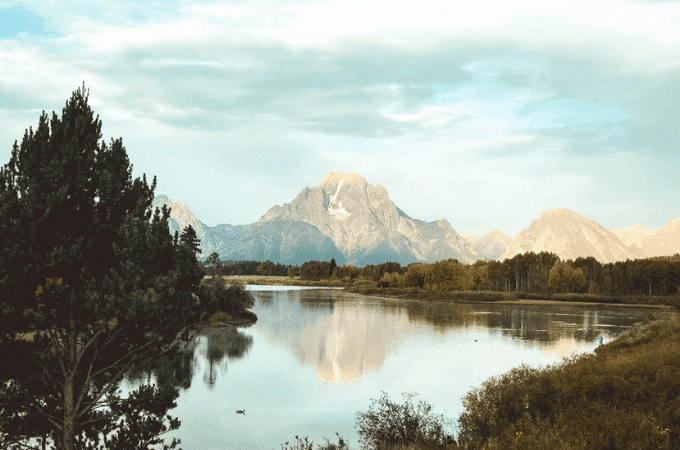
[{"left": 0, "top": 0, "right": 679, "bottom": 238}]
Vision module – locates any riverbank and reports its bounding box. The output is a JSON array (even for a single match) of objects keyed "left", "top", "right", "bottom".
[
  {"left": 218, "top": 275, "right": 679, "bottom": 309},
  {"left": 203, "top": 310, "right": 257, "bottom": 327},
  {"left": 278, "top": 313, "right": 680, "bottom": 450},
  {"left": 455, "top": 314, "right": 680, "bottom": 449}
]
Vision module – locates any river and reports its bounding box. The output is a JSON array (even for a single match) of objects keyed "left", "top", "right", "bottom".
[{"left": 123, "top": 286, "right": 668, "bottom": 450}]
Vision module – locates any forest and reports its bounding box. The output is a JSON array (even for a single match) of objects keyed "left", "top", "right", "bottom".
[{"left": 203, "top": 251, "right": 680, "bottom": 303}]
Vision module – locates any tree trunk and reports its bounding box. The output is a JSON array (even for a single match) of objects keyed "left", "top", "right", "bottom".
[
  {"left": 62, "top": 324, "right": 77, "bottom": 450},
  {"left": 63, "top": 374, "right": 75, "bottom": 450}
]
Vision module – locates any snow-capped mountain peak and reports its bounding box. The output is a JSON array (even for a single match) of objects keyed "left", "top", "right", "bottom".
[{"left": 260, "top": 171, "right": 478, "bottom": 265}]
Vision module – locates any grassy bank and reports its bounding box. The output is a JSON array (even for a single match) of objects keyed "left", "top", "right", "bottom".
[
  {"left": 281, "top": 316, "right": 680, "bottom": 450},
  {"left": 219, "top": 275, "right": 679, "bottom": 308},
  {"left": 455, "top": 315, "right": 680, "bottom": 449}
]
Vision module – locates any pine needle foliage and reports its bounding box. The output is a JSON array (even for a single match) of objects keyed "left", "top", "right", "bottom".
[{"left": 0, "top": 85, "right": 216, "bottom": 450}]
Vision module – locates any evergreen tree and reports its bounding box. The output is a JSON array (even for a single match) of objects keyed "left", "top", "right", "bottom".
[
  {"left": 204, "top": 252, "right": 222, "bottom": 276},
  {"left": 0, "top": 85, "right": 214, "bottom": 450}
]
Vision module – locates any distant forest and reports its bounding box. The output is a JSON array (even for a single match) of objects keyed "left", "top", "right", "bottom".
[{"left": 202, "top": 251, "right": 680, "bottom": 298}]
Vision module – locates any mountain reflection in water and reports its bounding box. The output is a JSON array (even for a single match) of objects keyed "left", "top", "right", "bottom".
[
  {"left": 124, "top": 288, "right": 668, "bottom": 450},
  {"left": 251, "top": 289, "right": 647, "bottom": 385}
]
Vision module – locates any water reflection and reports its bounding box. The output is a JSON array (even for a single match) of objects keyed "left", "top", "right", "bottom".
[
  {"left": 200, "top": 327, "right": 253, "bottom": 388},
  {"left": 296, "top": 306, "right": 408, "bottom": 384},
  {"left": 251, "top": 290, "right": 659, "bottom": 385},
  {"left": 154, "top": 288, "right": 669, "bottom": 450},
  {"left": 405, "top": 301, "right": 610, "bottom": 343},
  {"left": 127, "top": 326, "right": 253, "bottom": 389}
]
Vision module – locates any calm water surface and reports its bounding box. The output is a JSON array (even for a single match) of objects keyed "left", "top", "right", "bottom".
[{"left": 126, "top": 287, "right": 668, "bottom": 450}]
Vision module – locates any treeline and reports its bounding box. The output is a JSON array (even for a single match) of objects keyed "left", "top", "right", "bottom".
[
  {"left": 202, "top": 252, "right": 294, "bottom": 276},
  {"left": 202, "top": 251, "right": 680, "bottom": 297},
  {"left": 302, "top": 253, "right": 680, "bottom": 297}
]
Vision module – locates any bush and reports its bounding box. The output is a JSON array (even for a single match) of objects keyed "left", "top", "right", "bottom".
[
  {"left": 356, "top": 392, "right": 456, "bottom": 450},
  {"left": 457, "top": 317, "right": 680, "bottom": 450},
  {"left": 280, "top": 434, "right": 349, "bottom": 450},
  {"left": 200, "top": 276, "right": 254, "bottom": 316}
]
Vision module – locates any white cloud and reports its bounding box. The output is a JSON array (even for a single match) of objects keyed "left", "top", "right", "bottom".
[{"left": 1, "top": 0, "right": 679, "bottom": 235}]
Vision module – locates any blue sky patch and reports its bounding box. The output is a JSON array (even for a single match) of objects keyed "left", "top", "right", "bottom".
[{"left": 0, "top": 7, "right": 47, "bottom": 38}]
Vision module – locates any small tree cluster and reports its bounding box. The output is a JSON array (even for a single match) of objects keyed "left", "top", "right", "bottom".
[
  {"left": 203, "top": 253, "right": 293, "bottom": 276},
  {"left": 299, "top": 260, "right": 332, "bottom": 281},
  {"left": 356, "top": 392, "right": 456, "bottom": 450},
  {"left": 200, "top": 276, "right": 254, "bottom": 317},
  {"left": 548, "top": 259, "right": 587, "bottom": 293}
]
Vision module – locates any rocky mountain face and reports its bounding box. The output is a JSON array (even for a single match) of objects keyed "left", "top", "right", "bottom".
[
  {"left": 609, "top": 224, "right": 654, "bottom": 248},
  {"left": 152, "top": 195, "right": 210, "bottom": 240},
  {"left": 154, "top": 177, "right": 680, "bottom": 266},
  {"left": 154, "top": 172, "right": 477, "bottom": 265},
  {"left": 259, "top": 172, "right": 478, "bottom": 265},
  {"left": 469, "top": 229, "right": 513, "bottom": 261},
  {"left": 458, "top": 233, "right": 478, "bottom": 243},
  {"left": 152, "top": 196, "right": 343, "bottom": 265},
  {"left": 501, "top": 209, "right": 646, "bottom": 263}
]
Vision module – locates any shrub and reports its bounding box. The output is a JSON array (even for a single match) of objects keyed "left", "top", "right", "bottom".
[
  {"left": 356, "top": 392, "right": 456, "bottom": 450},
  {"left": 200, "top": 276, "right": 254, "bottom": 316},
  {"left": 280, "top": 434, "right": 349, "bottom": 450},
  {"left": 457, "top": 318, "right": 680, "bottom": 450}
]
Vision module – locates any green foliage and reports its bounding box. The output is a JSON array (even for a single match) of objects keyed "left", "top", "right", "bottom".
[
  {"left": 356, "top": 392, "right": 456, "bottom": 450},
  {"left": 457, "top": 318, "right": 680, "bottom": 450},
  {"left": 257, "top": 260, "right": 275, "bottom": 276},
  {"left": 200, "top": 276, "right": 255, "bottom": 316},
  {"left": 423, "top": 259, "right": 469, "bottom": 291},
  {"left": 204, "top": 258, "right": 293, "bottom": 276},
  {"left": 204, "top": 252, "right": 223, "bottom": 276},
  {"left": 299, "top": 260, "right": 332, "bottom": 281},
  {"left": 280, "top": 434, "right": 349, "bottom": 450},
  {"left": 0, "top": 85, "right": 214, "bottom": 450},
  {"left": 333, "top": 264, "right": 361, "bottom": 280},
  {"left": 548, "top": 259, "right": 587, "bottom": 293}
]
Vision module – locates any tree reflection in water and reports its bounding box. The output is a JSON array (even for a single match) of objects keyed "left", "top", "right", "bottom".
[
  {"left": 126, "top": 326, "right": 253, "bottom": 390},
  {"left": 202, "top": 327, "right": 253, "bottom": 388},
  {"left": 404, "top": 300, "right": 605, "bottom": 342}
]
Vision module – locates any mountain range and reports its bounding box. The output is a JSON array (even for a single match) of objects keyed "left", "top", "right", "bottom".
[{"left": 154, "top": 172, "right": 680, "bottom": 265}]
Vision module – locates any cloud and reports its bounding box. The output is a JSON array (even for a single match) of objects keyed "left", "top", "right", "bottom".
[{"left": 1, "top": 0, "right": 679, "bottom": 234}]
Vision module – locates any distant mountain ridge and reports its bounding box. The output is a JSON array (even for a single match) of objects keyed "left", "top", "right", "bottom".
[
  {"left": 153, "top": 175, "right": 680, "bottom": 266},
  {"left": 153, "top": 172, "right": 479, "bottom": 265},
  {"left": 152, "top": 196, "right": 343, "bottom": 264},
  {"left": 501, "top": 209, "right": 646, "bottom": 263},
  {"left": 470, "top": 230, "right": 513, "bottom": 261},
  {"left": 631, "top": 219, "right": 680, "bottom": 258}
]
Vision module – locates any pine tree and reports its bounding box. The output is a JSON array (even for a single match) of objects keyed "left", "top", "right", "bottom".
[{"left": 0, "top": 85, "right": 212, "bottom": 450}]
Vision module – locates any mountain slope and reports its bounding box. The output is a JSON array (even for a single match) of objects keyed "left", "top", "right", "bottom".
[
  {"left": 152, "top": 196, "right": 343, "bottom": 264},
  {"left": 470, "top": 229, "right": 513, "bottom": 260},
  {"left": 609, "top": 224, "right": 654, "bottom": 248},
  {"left": 639, "top": 218, "right": 680, "bottom": 257},
  {"left": 501, "top": 209, "right": 645, "bottom": 263},
  {"left": 260, "top": 172, "right": 478, "bottom": 265},
  {"left": 152, "top": 195, "right": 210, "bottom": 240}
]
